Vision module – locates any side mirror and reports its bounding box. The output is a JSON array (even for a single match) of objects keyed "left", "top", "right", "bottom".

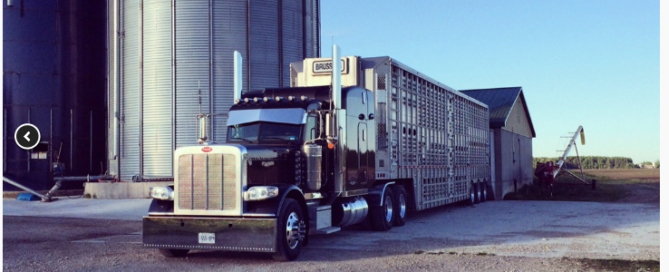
[{"left": 368, "top": 113, "right": 375, "bottom": 120}]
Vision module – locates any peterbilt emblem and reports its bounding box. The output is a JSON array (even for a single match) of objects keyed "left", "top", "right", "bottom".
[
  {"left": 202, "top": 146, "right": 212, "bottom": 153},
  {"left": 261, "top": 161, "right": 275, "bottom": 167}
]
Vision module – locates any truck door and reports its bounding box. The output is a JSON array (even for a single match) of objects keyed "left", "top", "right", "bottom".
[
  {"left": 344, "top": 88, "right": 376, "bottom": 191},
  {"left": 358, "top": 122, "right": 368, "bottom": 185}
]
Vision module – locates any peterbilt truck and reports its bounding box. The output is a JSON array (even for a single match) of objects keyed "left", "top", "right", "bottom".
[{"left": 143, "top": 46, "right": 490, "bottom": 261}]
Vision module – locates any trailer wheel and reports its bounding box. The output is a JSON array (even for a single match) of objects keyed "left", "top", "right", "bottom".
[
  {"left": 371, "top": 187, "right": 394, "bottom": 231},
  {"left": 480, "top": 182, "right": 487, "bottom": 202},
  {"left": 273, "top": 198, "right": 304, "bottom": 262},
  {"left": 392, "top": 185, "right": 407, "bottom": 226},
  {"left": 474, "top": 182, "right": 481, "bottom": 204},
  {"left": 469, "top": 183, "right": 476, "bottom": 206},
  {"left": 158, "top": 248, "right": 189, "bottom": 257}
]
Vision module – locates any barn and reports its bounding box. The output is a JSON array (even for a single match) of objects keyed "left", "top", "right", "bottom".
[{"left": 461, "top": 87, "right": 536, "bottom": 200}]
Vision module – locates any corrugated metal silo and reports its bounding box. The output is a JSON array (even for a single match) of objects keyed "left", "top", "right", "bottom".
[
  {"left": 3, "top": 0, "right": 108, "bottom": 190},
  {"left": 108, "top": 0, "right": 321, "bottom": 181}
]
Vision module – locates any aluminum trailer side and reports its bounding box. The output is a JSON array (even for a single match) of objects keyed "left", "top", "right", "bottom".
[{"left": 291, "top": 56, "right": 490, "bottom": 211}]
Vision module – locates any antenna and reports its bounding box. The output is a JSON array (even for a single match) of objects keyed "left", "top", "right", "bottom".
[{"left": 198, "top": 80, "right": 202, "bottom": 114}]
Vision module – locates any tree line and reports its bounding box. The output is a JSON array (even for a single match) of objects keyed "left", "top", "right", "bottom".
[{"left": 533, "top": 156, "right": 636, "bottom": 169}]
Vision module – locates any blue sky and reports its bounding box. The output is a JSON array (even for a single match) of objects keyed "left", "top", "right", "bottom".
[{"left": 320, "top": 0, "right": 660, "bottom": 164}]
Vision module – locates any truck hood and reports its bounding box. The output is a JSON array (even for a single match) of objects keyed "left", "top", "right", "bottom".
[{"left": 244, "top": 145, "right": 300, "bottom": 186}]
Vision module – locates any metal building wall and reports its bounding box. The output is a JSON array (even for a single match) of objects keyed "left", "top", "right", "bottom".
[
  {"left": 109, "top": 0, "right": 320, "bottom": 181},
  {"left": 492, "top": 129, "right": 533, "bottom": 200},
  {"left": 503, "top": 98, "right": 533, "bottom": 139},
  {"left": 3, "top": 0, "right": 107, "bottom": 190}
]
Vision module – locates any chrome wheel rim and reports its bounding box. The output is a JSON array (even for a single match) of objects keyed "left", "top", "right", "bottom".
[
  {"left": 285, "top": 211, "right": 300, "bottom": 249},
  {"left": 384, "top": 195, "right": 393, "bottom": 223},
  {"left": 399, "top": 193, "right": 406, "bottom": 219},
  {"left": 476, "top": 183, "right": 481, "bottom": 200}
]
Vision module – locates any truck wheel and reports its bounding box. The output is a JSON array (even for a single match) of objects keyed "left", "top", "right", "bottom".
[
  {"left": 158, "top": 248, "right": 189, "bottom": 257},
  {"left": 273, "top": 198, "right": 304, "bottom": 262},
  {"left": 480, "top": 182, "right": 487, "bottom": 202},
  {"left": 371, "top": 187, "right": 394, "bottom": 231},
  {"left": 474, "top": 182, "right": 481, "bottom": 204},
  {"left": 392, "top": 185, "right": 407, "bottom": 226}
]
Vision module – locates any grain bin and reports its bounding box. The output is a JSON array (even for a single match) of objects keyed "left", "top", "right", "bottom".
[
  {"left": 108, "top": 0, "right": 321, "bottom": 181},
  {"left": 3, "top": 0, "right": 107, "bottom": 190}
]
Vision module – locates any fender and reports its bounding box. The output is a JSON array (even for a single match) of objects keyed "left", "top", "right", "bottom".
[
  {"left": 244, "top": 184, "right": 305, "bottom": 216},
  {"left": 244, "top": 184, "right": 309, "bottom": 246},
  {"left": 147, "top": 185, "right": 175, "bottom": 214},
  {"left": 147, "top": 199, "right": 174, "bottom": 214},
  {"left": 364, "top": 181, "right": 395, "bottom": 207},
  {"left": 275, "top": 184, "right": 306, "bottom": 218}
]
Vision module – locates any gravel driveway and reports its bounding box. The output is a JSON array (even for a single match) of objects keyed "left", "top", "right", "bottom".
[{"left": 3, "top": 186, "right": 659, "bottom": 271}]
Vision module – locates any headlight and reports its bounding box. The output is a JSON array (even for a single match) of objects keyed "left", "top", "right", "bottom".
[
  {"left": 243, "top": 186, "right": 279, "bottom": 201},
  {"left": 149, "top": 186, "right": 174, "bottom": 201}
]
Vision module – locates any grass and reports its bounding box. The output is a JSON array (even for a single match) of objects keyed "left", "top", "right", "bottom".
[{"left": 504, "top": 169, "right": 659, "bottom": 203}]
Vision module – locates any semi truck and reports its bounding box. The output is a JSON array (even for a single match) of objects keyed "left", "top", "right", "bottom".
[{"left": 143, "top": 46, "right": 490, "bottom": 261}]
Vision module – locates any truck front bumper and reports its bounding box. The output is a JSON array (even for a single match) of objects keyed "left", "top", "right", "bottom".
[{"left": 143, "top": 216, "right": 277, "bottom": 252}]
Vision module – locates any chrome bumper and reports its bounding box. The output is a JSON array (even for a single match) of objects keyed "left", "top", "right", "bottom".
[{"left": 143, "top": 216, "right": 277, "bottom": 252}]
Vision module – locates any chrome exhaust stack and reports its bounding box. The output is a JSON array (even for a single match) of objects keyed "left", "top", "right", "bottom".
[
  {"left": 330, "top": 44, "right": 344, "bottom": 194},
  {"left": 233, "top": 50, "right": 242, "bottom": 103}
]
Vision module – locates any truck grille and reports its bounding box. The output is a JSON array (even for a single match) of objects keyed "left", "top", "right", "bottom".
[{"left": 177, "top": 154, "right": 238, "bottom": 211}]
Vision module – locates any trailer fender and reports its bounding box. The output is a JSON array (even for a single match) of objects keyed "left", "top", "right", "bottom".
[{"left": 364, "top": 182, "right": 395, "bottom": 207}]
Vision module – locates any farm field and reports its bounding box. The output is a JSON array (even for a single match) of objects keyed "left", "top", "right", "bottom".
[
  {"left": 508, "top": 168, "right": 660, "bottom": 203},
  {"left": 582, "top": 168, "right": 660, "bottom": 181}
]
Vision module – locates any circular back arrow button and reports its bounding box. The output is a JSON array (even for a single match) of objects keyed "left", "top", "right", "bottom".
[{"left": 15, "top": 123, "right": 41, "bottom": 150}]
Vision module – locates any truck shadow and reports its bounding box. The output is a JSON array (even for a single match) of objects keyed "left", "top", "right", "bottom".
[{"left": 181, "top": 197, "right": 659, "bottom": 262}]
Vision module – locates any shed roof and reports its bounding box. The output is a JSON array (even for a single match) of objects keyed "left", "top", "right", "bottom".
[{"left": 460, "top": 87, "right": 536, "bottom": 137}]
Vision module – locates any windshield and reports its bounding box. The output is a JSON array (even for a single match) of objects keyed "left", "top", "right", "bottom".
[{"left": 227, "top": 122, "right": 302, "bottom": 144}]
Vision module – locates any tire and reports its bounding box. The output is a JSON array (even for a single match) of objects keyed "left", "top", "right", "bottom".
[
  {"left": 469, "top": 183, "right": 476, "bottom": 206},
  {"left": 158, "top": 248, "right": 189, "bottom": 257},
  {"left": 474, "top": 182, "right": 481, "bottom": 204},
  {"left": 392, "top": 185, "right": 407, "bottom": 227},
  {"left": 273, "top": 198, "right": 305, "bottom": 262},
  {"left": 480, "top": 182, "right": 487, "bottom": 202},
  {"left": 370, "top": 187, "right": 394, "bottom": 231}
]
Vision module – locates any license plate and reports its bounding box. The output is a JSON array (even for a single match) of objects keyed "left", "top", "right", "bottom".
[{"left": 198, "top": 233, "right": 215, "bottom": 244}]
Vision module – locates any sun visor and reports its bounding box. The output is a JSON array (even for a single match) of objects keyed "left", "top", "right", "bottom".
[{"left": 226, "top": 108, "right": 307, "bottom": 126}]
